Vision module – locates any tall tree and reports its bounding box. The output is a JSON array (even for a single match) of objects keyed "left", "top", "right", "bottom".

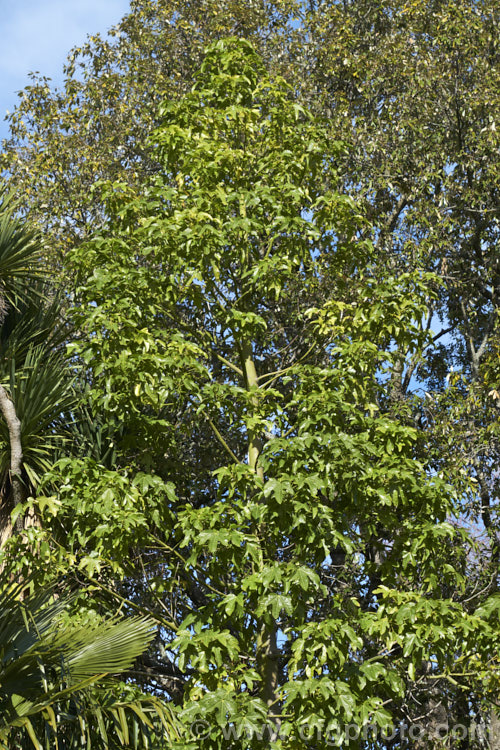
[
  {"left": 0, "top": 0, "right": 299, "bottom": 262},
  {"left": 33, "top": 40, "right": 499, "bottom": 748}
]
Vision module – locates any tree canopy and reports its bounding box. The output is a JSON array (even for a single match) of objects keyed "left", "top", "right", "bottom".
[{"left": 0, "top": 2, "right": 499, "bottom": 748}]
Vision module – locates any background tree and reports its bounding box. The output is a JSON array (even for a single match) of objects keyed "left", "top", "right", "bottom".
[{"left": 300, "top": 0, "right": 500, "bottom": 733}]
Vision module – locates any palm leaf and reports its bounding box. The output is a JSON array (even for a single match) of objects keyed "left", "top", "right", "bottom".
[
  {"left": 0, "top": 346, "right": 74, "bottom": 487},
  {"left": 0, "top": 286, "right": 68, "bottom": 367},
  {"left": 48, "top": 617, "right": 158, "bottom": 684},
  {"left": 0, "top": 573, "right": 179, "bottom": 747},
  {"left": 0, "top": 188, "right": 47, "bottom": 308}
]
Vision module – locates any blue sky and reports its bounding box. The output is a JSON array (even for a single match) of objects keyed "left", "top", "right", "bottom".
[{"left": 0, "top": 0, "right": 131, "bottom": 142}]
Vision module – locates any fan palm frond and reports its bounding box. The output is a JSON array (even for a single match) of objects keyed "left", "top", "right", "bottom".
[
  {"left": 0, "top": 574, "right": 179, "bottom": 748},
  {"left": 0, "top": 188, "right": 47, "bottom": 310}
]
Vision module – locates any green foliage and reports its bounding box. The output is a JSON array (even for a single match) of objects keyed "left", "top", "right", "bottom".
[
  {"left": 0, "top": 571, "right": 179, "bottom": 749},
  {"left": 33, "top": 38, "right": 496, "bottom": 747},
  {"left": 1, "top": 0, "right": 499, "bottom": 743},
  {"left": 36, "top": 458, "right": 176, "bottom": 577},
  {"left": 0, "top": 196, "right": 180, "bottom": 748},
  {"left": 0, "top": 191, "right": 74, "bottom": 537},
  {"left": 0, "top": 0, "right": 300, "bottom": 260},
  {"left": 0, "top": 189, "right": 47, "bottom": 307},
  {"left": 0, "top": 347, "right": 73, "bottom": 487}
]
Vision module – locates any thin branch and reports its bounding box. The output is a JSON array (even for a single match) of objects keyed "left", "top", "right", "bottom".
[
  {"left": 431, "top": 325, "right": 455, "bottom": 343},
  {"left": 148, "top": 536, "right": 226, "bottom": 597},
  {"left": 213, "top": 352, "right": 243, "bottom": 377},
  {"left": 205, "top": 414, "right": 243, "bottom": 464},
  {"left": 89, "top": 576, "right": 179, "bottom": 632},
  {"left": 257, "top": 341, "right": 317, "bottom": 388}
]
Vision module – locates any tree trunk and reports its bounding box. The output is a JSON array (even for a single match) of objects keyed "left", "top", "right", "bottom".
[
  {"left": 0, "top": 384, "right": 25, "bottom": 541},
  {"left": 241, "top": 339, "right": 280, "bottom": 728}
]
